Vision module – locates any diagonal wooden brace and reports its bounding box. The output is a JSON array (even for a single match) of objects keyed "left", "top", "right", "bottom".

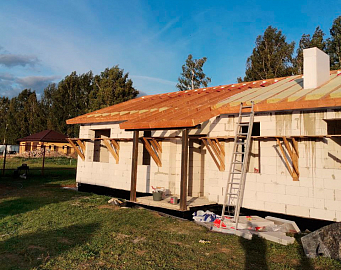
[
  {"left": 201, "top": 138, "right": 225, "bottom": 171},
  {"left": 102, "top": 139, "right": 120, "bottom": 164},
  {"left": 142, "top": 137, "right": 162, "bottom": 167},
  {"left": 67, "top": 138, "right": 85, "bottom": 161},
  {"left": 276, "top": 137, "right": 299, "bottom": 181}
]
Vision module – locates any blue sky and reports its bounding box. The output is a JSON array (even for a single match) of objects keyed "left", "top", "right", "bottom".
[{"left": 0, "top": 0, "right": 340, "bottom": 98}]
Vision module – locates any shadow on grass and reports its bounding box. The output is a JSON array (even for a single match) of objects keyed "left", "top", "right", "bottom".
[
  {"left": 0, "top": 222, "right": 99, "bottom": 270},
  {"left": 0, "top": 170, "right": 78, "bottom": 218},
  {"left": 239, "top": 236, "right": 268, "bottom": 270},
  {"left": 294, "top": 234, "right": 314, "bottom": 270}
]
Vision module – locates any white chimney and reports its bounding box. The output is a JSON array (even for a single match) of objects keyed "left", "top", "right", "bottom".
[{"left": 303, "top": 47, "right": 330, "bottom": 89}]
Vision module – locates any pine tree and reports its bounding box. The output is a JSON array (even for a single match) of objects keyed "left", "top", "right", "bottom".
[
  {"left": 328, "top": 16, "right": 341, "bottom": 70},
  {"left": 241, "top": 26, "right": 295, "bottom": 82},
  {"left": 90, "top": 66, "right": 138, "bottom": 111},
  {"left": 176, "top": 54, "right": 211, "bottom": 91}
]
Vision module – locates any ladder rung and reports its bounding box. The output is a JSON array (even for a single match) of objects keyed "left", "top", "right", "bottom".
[
  {"left": 237, "top": 133, "right": 248, "bottom": 135},
  {"left": 239, "top": 123, "right": 250, "bottom": 126},
  {"left": 236, "top": 141, "right": 245, "bottom": 144},
  {"left": 232, "top": 161, "right": 243, "bottom": 164},
  {"left": 241, "top": 105, "right": 252, "bottom": 109},
  {"left": 226, "top": 193, "right": 238, "bottom": 196},
  {"left": 231, "top": 172, "right": 242, "bottom": 174},
  {"left": 228, "top": 182, "right": 240, "bottom": 185},
  {"left": 233, "top": 152, "right": 245, "bottom": 154}
]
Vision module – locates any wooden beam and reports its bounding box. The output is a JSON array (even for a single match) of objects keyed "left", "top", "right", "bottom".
[
  {"left": 110, "top": 139, "right": 120, "bottom": 151},
  {"left": 142, "top": 137, "right": 162, "bottom": 167},
  {"left": 42, "top": 145, "right": 46, "bottom": 176},
  {"left": 276, "top": 137, "right": 300, "bottom": 181},
  {"left": 276, "top": 138, "right": 293, "bottom": 177},
  {"left": 130, "top": 130, "right": 139, "bottom": 202},
  {"left": 102, "top": 139, "right": 119, "bottom": 164},
  {"left": 202, "top": 139, "right": 220, "bottom": 170},
  {"left": 150, "top": 138, "right": 162, "bottom": 154},
  {"left": 282, "top": 137, "right": 299, "bottom": 181},
  {"left": 67, "top": 138, "right": 85, "bottom": 161},
  {"left": 76, "top": 139, "right": 86, "bottom": 152},
  {"left": 209, "top": 139, "right": 225, "bottom": 171},
  {"left": 180, "top": 128, "right": 189, "bottom": 211},
  {"left": 201, "top": 138, "right": 225, "bottom": 171}
]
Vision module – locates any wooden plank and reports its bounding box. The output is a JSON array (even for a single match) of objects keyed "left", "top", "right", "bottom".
[
  {"left": 291, "top": 138, "right": 299, "bottom": 181},
  {"left": 110, "top": 139, "right": 120, "bottom": 150},
  {"left": 150, "top": 138, "right": 162, "bottom": 154},
  {"left": 142, "top": 138, "right": 162, "bottom": 167},
  {"left": 202, "top": 139, "right": 220, "bottom": 170},
  {"left": 76, "top": 139, "right": 85, "bottom": 152},
  {"left": 102, "top": 139, "right": 119, "bottom": 164},
  {"left": 292, "top": 137, "right": 299, "bottom": 157},
  {"left": 180, "top": 128, "right": 189, "bottom": 211},
  {"left": 283, "top": 137, "right": 299, "bottom": 179},
  {"left": 215, "top": 138, "right": 225, "bottom": 155},
  {"left": 276, "top": 138, "right": 293, "bottom": 177},
  {"left": 208, "top": 139, "right": 225, "bottom": 171},
  {"left": 130, "top": 130, "right": 139, "bottom": 202},
  {"left": 67, "top": 138, "right": 85, "bottom": 161}
]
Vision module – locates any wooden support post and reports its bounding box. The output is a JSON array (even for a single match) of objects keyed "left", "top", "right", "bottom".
[
  {"left": 2, "top": 144, "right": 7, "bottom": 176},
  {"left": 130, "top": 130, "right": 139, "bottom": 202},
  {"left": 180, "top": 129, "right": 189, "bottom": 211},
  {"left": 42, "top": 145, "right": 46, "bottom": 176}
]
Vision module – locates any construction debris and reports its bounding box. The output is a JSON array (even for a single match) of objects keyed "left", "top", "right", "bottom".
[
  {"left": 108, "top": 198, "right": 126, "bottom": 207},
  {"left": 301, "top": 222, "right": 341, "bottom": 260},
  {"left": 193, "top": 210, "right": 299, "bottom": 245}
]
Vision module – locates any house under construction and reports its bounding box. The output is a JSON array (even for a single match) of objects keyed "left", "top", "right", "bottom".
[{"left": 67, "top": 48, "right": 341, "bottom": 222}]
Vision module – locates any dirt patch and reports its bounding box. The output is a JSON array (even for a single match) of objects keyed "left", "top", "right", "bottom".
[
  {"left": 132, "top": 237, "right": 145, "bottom": 244},
  {"left": 115, "top": 233, "right": 130, "bottom": 240},
  {"left": 219, "top": 247, "right": 232, "bottom": 255},
  {"left": 136, "top": 250, "right": 147, "bottom": 256}
]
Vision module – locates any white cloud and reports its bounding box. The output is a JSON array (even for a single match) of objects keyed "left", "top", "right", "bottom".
[
  {"left": 0, "top": 54, "right": 39, "bottom": 68},
  {"left": 16, "top": 75, "right": 59, "bottom": 90}
]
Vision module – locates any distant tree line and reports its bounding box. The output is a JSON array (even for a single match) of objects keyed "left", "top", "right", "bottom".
[
  {"left": 0, "top": 66, "right": 139, "bottom": 144},
  {"left": 238, "top": 15, "right": 341, "bottom": 82}
]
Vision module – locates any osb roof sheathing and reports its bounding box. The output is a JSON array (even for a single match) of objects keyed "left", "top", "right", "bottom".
[{"left": 66, "top": 71, "right": 341, "bottom": 130}]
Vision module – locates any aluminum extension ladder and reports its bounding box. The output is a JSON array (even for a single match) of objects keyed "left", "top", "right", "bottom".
[{"left": 221, "top": 102, "right": 254, "bottom": 229}]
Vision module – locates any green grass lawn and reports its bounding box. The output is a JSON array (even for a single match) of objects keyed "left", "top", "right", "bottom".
[
  {"left": 0, "top": 162, "right": 340, "bottom": 270},
  {"left": 1, "top": 156, "right": 77, "bottom": 171}
]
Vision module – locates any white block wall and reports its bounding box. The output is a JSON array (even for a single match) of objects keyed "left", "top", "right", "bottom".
[
  {"left": 204, "top": 109, "right": 341, "bottom": 222},
  {"left": 75, "top": 109, "right": 341, "bottom": 221}
]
